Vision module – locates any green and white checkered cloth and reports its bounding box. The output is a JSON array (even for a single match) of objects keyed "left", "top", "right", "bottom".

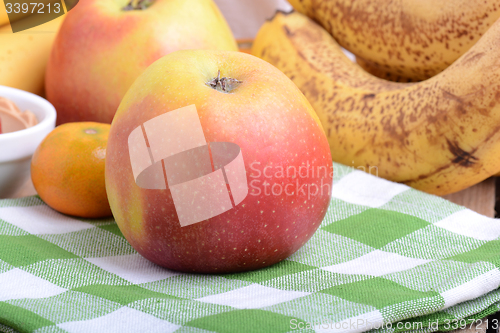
[{"left": 1, "top": 162, "right": 500, "bottom": 333}]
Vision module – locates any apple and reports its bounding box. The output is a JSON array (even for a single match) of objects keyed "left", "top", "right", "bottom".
[
  {"left": 45, "top": 0, "right": 237, "bottom": 125},
  {"left": 105, "top": 50, "right": 333, "bottom": 273}
]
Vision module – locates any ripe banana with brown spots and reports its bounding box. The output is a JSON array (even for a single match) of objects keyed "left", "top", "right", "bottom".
[
  {"left": 355, "top": 57, "right": 417, "bottom": 83},
  {"left": 287, "top": 0, "right": 500, "bottom": 81},
  {"left": 251, "top": 11, "right": 500, "bottom": 195}
]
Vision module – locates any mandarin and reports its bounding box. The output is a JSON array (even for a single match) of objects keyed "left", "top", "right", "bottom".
[{"left": 31, "top": 122, "right": 112, "bottom": 218}]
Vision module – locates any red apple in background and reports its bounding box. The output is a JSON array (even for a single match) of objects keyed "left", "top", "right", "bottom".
[
  {"left": 45, "top": 0, "right": 237, "bottom": 125},
  {"left": 105, "top": 50, "right": 333, "bottom": 273}
]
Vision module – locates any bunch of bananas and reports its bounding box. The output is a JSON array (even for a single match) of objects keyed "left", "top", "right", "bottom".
[
  {"left": 0, "top": 1, "right": 63, "bottom": 96},
  {"left": 252, "top": 7, "right": 500, "bottom": 195}
]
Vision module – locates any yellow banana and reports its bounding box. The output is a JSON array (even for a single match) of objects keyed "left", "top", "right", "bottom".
[
  {"left": 252, "top": 11, "right": 500, "bottom": 195},
  {"left": 0, "top": 15, "right": 64, "bottom": 96},
  {"left": 356, "top": 57, "right": 416, "bottom": 83},
  {"left": 0, "top": 1, "right": 6, "bottom": 26},
  {"left": 287, "top": 0, "right": 500, "bottom": 81}
]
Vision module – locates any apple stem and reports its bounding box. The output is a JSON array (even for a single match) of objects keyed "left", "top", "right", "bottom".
[
  {"left": 206, "top": 70, "right": 242, "bottom": 93},
  {"left": 122, "top": 0, "right": 153, "bottom": 11}
]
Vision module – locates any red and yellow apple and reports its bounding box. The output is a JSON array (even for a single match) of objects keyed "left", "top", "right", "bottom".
[
  {"left": 45, "top": 0, "right": 237, "bottom": 125},
  {"left": 105, "top": 50, "right": 333, "bottom": 273}
]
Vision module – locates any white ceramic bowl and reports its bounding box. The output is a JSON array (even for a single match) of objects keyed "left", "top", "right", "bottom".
[{"left": 0, "top": 86, "right": 56, "bottom": 198}]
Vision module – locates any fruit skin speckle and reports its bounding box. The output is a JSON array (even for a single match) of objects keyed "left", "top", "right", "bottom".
[
  {"left": 93, "top": 147, "right": 107, "bottom": 160},
  {"left": 31, "top": 122, "right": 112, "bottom": 218}
]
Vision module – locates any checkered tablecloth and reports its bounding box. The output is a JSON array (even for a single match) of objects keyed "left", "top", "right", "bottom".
[{"left": 1, "top": 162, "right": 500, "bottom": 333}]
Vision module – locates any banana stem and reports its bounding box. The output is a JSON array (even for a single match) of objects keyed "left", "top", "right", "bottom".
[
  {"left": 122, "top": 0, "right": 154, "bottom": 11},
  {"left": 206, "top": 70, "right": 242, "bottom": 93}
]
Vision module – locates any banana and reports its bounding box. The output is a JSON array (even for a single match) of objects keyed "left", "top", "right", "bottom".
[
  {"left": 0, "top": 15, "right": 64, "bottom": 96},
  {"left": 287, "top": 0, "right": 500, "bottom": 81},
  {"left": 356, "top": 57, "right": 416, "bottom": 83},
  {"left": 252, "top": 11, "right": 500, "bottom": 195},
  {"left": 358, "top": 43, "right": 500, "bottom": 178},
  {"left": 0, "top": 1, "right": 7, "bottom": 26}
]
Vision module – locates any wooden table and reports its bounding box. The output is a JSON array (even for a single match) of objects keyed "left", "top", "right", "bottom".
[
  {"left": 442, "top": 178, "right": 497, "bottom": 218},
  {"left": 5, "top": 177, "right": 499, "bottom": 333}
]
